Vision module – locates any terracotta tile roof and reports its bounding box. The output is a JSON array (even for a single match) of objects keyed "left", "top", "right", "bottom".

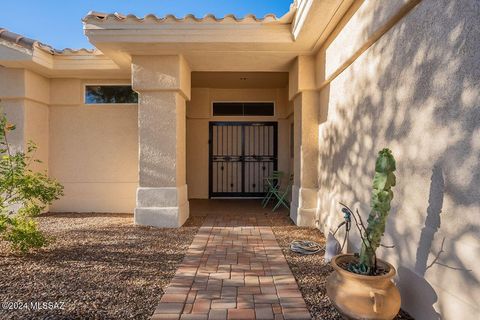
[
  {"left": 0, "top": 27, "right": 97, "bottom": 55},
  {"left": 83, "top": 12, "right": 293, "bottom": 24},
  {"left": 83, "top": 2, "right": 297, "bottom": 25}
]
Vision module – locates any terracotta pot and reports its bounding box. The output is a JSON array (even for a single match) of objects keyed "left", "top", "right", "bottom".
[{"left": 326, "top": 254, "right": 401, "bottom": 320}]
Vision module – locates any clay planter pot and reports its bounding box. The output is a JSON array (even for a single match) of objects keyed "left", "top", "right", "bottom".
[{"left": 327, "top": 254, "right": 401, "bottom": 320}]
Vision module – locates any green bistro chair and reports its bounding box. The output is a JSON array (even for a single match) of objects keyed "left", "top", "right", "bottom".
[
  {"left": 262, "top": 171, "right": 284, "bottom": 208},
  {"left": 271, "top": 174, "right": 293, "bottom": 211}
]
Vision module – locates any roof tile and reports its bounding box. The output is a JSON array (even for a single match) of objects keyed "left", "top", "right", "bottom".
[
  {"left": 82, "top": 1, "right": 297, "bottom": 25},
  {"left": 0, "top": 27, "right": 97, "bottom": 55}
]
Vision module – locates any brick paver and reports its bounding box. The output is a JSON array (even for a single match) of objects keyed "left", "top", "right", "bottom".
[{"left": 152, "top": 214, "right": 311, "bottom": 320}]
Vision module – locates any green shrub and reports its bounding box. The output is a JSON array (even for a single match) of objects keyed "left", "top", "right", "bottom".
[
  {"left": 0, "top": 110, "right": 64, "bottom": 252},
  {"left": 3, "top": 214, "right": 47, "bottom": 252}
]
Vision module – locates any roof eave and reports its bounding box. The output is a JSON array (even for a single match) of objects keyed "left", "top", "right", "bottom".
[{"left": 82, "top": 1, "right": 297, "bottom": 26}]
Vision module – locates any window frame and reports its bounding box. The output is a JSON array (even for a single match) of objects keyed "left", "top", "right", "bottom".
[
  {"left": 83, "top": 83, "right": 138, "bottom": 105},
  {"left": 211, "top": 101, "right": 276, "bottom": 117}
]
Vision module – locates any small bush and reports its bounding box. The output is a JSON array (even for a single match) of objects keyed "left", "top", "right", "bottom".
[
  {"left": 0, "top": 109, "right": 63, "bottom": 252},
  {"left": 3, "top": 214, "right": 48, "bottom": 252}
]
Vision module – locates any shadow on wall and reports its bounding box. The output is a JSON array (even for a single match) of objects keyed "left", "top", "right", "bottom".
[
  {"left": 415, "top": 162, "right": 445, "bottom": 277},
  {"left": 316, "top": 0, "right": 480, "bottom": 318},
  {"left": 399, "top": 163, "right": 444, "bottom": 320}
]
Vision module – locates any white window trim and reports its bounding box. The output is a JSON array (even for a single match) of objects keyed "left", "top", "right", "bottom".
[
  {"left": 83, "top": 83, "right": 138, "bottom": 105},
  {"left": 211, "top": 101, "right": 276, "bottom": 117}
]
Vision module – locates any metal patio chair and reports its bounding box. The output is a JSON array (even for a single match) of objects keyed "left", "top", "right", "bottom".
[
  {"left": 271, "top": 174, "right": 293, "bottom": 212},
  {"left": 262, "top": 171, "right": 284, "bottom": 208}
]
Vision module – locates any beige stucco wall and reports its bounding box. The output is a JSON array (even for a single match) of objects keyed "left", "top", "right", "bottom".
[
  {"left": 186, "top": 87, "right": 291, "bottom": 199},
  {"left": 314, "top": 0, "right": 479, "bottom": 319},
  {"left": 0, "top": 68, "right": 49, "bottom": 171},
  {"left": 1, "top": 69, "right": 137, "bottom": 213},
  {"left": 24, "top": 99, "right": 49, "bottom": 172},
  {"left": 23, "top": 69, "right": 50, "bottom": 173},
  {"left": 48, "top": 79, "right": 138, "bottom": 213},
  {"left": 0, "top": 67, "right": 25, "bottom": 98}
]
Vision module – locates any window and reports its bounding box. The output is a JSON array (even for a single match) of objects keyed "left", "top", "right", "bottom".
[
  {"left": 85, "top": 85, "right": 138, "bottom": 104},
  {"left": 212, "top": 102, "right": 274, "bottom": 116}
]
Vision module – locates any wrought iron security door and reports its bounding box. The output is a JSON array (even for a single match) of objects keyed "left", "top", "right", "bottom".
[{"left": 209, "top": 122, "right": 278, "bottom": 197}]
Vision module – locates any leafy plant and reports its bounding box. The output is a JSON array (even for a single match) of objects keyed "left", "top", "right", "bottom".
[
  {"left": 340, "top": 148, "right": 396, "bottom": 275},
  {"left": 0, "top": 110, "right": 64, "bottom": 252}
]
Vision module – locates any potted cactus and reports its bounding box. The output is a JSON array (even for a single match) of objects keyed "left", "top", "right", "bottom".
[{"left": 326, "top": 148, "right": 401, "bottom": 320}]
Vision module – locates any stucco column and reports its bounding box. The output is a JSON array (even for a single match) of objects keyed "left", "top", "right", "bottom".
[
  {"left": 289, "top": 56, "right": 319, "bottom": 226},
  {"left": 132, "top": 55, "right": 191, "bottom": 227}
]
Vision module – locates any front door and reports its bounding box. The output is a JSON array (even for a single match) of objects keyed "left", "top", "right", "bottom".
[{"left": 209, "top": 122, "right": 278, "bottom": 198}]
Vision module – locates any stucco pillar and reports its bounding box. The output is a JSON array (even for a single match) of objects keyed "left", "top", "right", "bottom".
[
  {"left": 289, "top": 56, "right": 319, "bottom": 226},
  {"left": 132, "top": 55, "right": 191, "bottom": 227}
]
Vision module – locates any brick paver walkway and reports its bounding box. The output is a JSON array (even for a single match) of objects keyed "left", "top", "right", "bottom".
[{"left": 152, "top": 214, "right": 311, "bottom": 320}]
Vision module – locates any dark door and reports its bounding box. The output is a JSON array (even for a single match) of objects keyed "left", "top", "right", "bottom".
[{"left": 209, "top": 122, "right": 278, "bottom": 198}]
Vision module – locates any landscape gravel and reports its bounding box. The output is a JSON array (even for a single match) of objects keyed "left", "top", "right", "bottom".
[{"left": 0, "top": 212, "right": 204, "bottom": 320}]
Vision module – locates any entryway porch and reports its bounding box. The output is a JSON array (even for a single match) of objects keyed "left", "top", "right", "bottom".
[{"left": 129, "top": 57, "right": 319, "bottom": 229}]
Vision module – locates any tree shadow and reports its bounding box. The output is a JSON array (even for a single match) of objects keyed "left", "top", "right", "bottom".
[
  {"left": 415, "top": 162, "right": 445, "bottom": 277},
  {"left": 397, "top": 162, "right": 445, "bottom": 319}
]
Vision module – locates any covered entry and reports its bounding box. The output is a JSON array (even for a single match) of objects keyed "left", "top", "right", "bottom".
[
  {"left": 209, "top": 122, "right": 278, "bottom": 198},
  {"left": 185, "top": 72, "right": 292, "bottom": 207}
]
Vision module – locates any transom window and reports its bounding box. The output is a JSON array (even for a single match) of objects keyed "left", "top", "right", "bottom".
[
  {"left": 85, "top": 85, "right": 138, "bottom": 104},
  {"left": 212, "top": 102, "right": 274, "bottom": 116}
]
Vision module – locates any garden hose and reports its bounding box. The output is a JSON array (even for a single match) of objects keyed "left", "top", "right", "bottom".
[
  {"left": 290, "top": 210, "right": 351, "bottom": 256},
  {"left": 290, "top": 240, "right": 322, "bottom": 255}
]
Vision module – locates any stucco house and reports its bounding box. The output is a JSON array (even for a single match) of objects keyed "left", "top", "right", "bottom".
[{"left": 0, "top": 0, "right": 478, "bottom": 319}]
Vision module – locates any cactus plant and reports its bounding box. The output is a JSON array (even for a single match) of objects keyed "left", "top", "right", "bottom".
[
  {"left": 359, "top": 148, "right": 396, "bottom": 273},
  {"left": 340, "top": 148, "right": 396, "bottom": 275}
]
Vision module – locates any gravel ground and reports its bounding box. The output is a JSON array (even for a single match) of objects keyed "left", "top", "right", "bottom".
[
  {"left": 0, "top": 212, "right": 204, "bottom": 320},
  {"left": 269, "top": 212, "right": 414, "bottom": 320}
]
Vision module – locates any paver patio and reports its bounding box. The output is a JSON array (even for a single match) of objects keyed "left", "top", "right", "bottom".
[{"left": 152, "top": 212, "right": 311, "bottom": 320}]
